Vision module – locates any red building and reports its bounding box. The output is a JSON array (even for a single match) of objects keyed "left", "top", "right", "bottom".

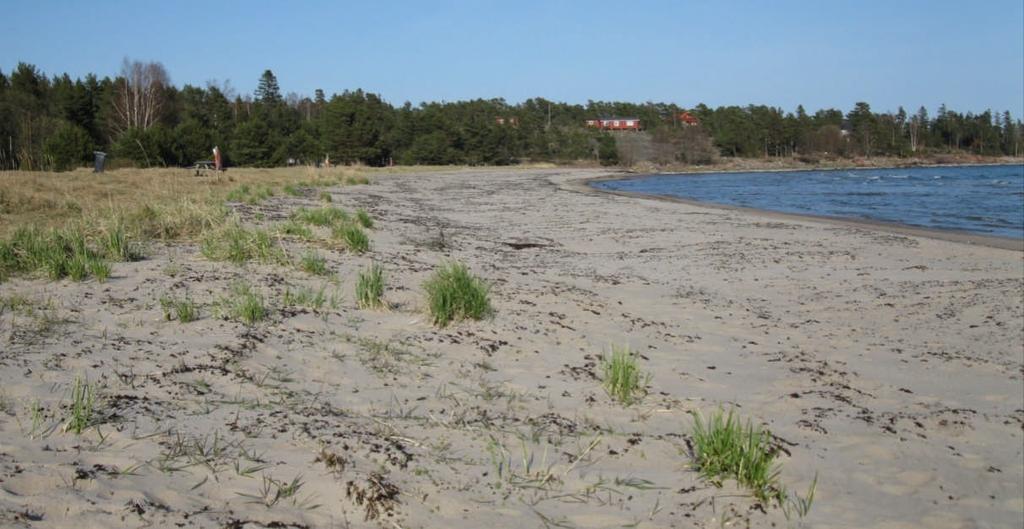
[
  {"left": 585, "top": 117, "right": 642, "bottom": 131},
  {"left": 678, "top": 112, "right": 699, "bottom": 126}
]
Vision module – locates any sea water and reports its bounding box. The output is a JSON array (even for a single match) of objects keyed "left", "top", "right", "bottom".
[{"left": 593, "top": 164, "right": 1024, "bottom": 239}]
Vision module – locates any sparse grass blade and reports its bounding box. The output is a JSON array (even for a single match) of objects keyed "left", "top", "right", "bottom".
[{"left": 422, "top": 262, "right": 491, "bottom": 327}]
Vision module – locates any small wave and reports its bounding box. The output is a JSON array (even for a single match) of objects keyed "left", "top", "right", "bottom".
[{"left": 888, "top": 174, "right": 909, "bottom": 179}]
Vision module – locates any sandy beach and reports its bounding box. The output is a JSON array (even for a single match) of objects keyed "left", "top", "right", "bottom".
[{"left": 1, "top": 167, "right": 1021, "bottom": 528}]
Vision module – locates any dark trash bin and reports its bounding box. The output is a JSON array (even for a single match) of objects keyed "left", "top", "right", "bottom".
[{"left": 93, "top": 151, "right": 107, "bottom": 173}]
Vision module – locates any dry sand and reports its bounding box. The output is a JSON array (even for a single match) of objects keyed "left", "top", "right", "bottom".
[{"left": 0, "top": 167, "right": 1021, "bottom": 528}]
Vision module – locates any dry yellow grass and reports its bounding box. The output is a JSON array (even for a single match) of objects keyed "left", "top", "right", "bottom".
[{"left": 0, "top": 165, "right": 380, "bottom": 238}]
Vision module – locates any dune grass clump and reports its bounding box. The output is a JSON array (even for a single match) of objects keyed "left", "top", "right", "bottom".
[
  {"left": 318, "top": 191, "right": 332, "bottom": 203},
  {"left": 600, "top": 345, "right": 650, "bottom": 405},
  {"left": 291, "top": 206, "right": 349, "bottom": 227},
  {"left": 0, "top": 226, "right": 112, "bottom": 282},
  {"left": 422, "top": 262, "right": 491, "bottom": 327},
  {"left": 298, "top": 251, "right": 329, "bottom": 276},
  {"left": 355, "top": 209, "right": 374, "bottom": 229},
  {"left": 334, "top": 224, "right": 370, "bottom": 254},
  {"left": 160, "top": 294, "right": 198, "bottom": 323},
  {"left": 220, "top": 282, "right": 267, "bottom": 325},
  {"left": 356, "top": 262, "right": 386, "bottom": 309},
  {"left": 200, "top": 221, "right": 285, "bottom": 266},
  {"left": 690, "top": 408, "right": 786, "bottom": 505}
]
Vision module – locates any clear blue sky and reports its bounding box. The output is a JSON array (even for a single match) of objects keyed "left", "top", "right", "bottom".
[{"left": 3, "top": 0, "right": 1022, "bottom": 116}]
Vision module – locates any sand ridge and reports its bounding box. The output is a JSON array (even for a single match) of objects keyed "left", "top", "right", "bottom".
[{"left": 0, "top": 168, "right": 1021, "bottom": 528}]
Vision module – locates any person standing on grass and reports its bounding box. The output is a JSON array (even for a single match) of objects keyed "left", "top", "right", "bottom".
[{"left": 213, "top": 146, "right": 222, "bottom": 171}]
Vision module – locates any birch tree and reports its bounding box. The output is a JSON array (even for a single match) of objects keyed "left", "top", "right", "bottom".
[{"left": 111, "top": 59, "right": 169, "bottom": 134}]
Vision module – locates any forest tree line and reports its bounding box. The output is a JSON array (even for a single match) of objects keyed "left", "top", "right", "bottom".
[{"left": 1, "top": 60, "right": 1021, "bottom": 171}]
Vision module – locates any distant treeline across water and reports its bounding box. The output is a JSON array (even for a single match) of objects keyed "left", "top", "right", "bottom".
[
  {"left": 1, "top": 60, "right": 1022, "bottom": 171},
  {"left": 595, "top": 165, "right": 1024, "bottom": 239}
]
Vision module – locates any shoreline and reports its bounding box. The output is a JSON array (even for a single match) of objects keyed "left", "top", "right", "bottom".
[{"left": 569, "top": 171, "right": 1024, "bottom": 252}]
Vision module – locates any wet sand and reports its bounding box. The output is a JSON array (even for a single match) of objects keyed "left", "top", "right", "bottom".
[{"left": 1, "top": 168, "right": 1021, "bottom": 528}]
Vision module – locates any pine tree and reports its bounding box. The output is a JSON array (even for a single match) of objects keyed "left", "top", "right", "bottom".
[{"left": 255, "top": 70, "right": 281, "bottom": 105}]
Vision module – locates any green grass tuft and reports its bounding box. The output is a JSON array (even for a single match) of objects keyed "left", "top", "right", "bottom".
[
  {"left": 318, "top": 191, "right": 332, "bottom": 203},
  {"left": 220, "top": 281, "right": 267, "bottom": 325},
  {"left": 160, "top": 294, "right": 198, "bottom": 323},
  {"left": 63, "top": 375, "right": 96, "bottom": 435},
  {"left": 690, "top": 408, "right": 787, "bottom": 505},
  {"left": 356, "top": 262, "right": 386, "bottom": 309},
  {"left": 226, "top": 184, "right": 275, "bottom": 204},
  {"left": 334, "top": 224, "right": 370, "bottom": 254},
  {"left": 276, "top": 219, "right": 314, "bottom": 240},
  {"left": 291, "top": 206, "right": 349, "bottom": 227},
  {"left": 355, "top": 209, "right": 374, "bottom": 229},
  {"left": 283, "top": 285, "right": 334, "bottom": 311},
  {"left": 0, "top": 226, "right": 112, "bottom": 282},
  {"left": 422, "top": 262, "right": 491, "bottom": 327},
  {"left": 103, "top": 218, "right": 143, "bottom": 262},
  {"left": 600, "top": 345, "right": 649, "bottom": 405},
  {"left": 89, "top": 258, "right": 111, "bottom": 282},
  {"left": 200, "top": 221, "right": 285, "bottom": 266},
  {"left": 298, "top": 251, "right": 329, "bottom": 276}
]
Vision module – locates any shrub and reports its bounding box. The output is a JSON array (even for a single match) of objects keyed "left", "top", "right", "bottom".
[
  {"left": 690, "top": 408, "right": 786, "bottom": 505},
  {"left": 44, "top": 122, "right": 93, "bottom": 172},
  {"left": 422, "top": 262, "right": 490, "bottom": 327},
  {"left": 600, "top": 345, "right": 649, "bottom": 405},
  {"left": 356, "top": 262, "right": 385, "bottom": 309},
  {"left": 334, "top": 224, "right": 369, "bottom": 254}
]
